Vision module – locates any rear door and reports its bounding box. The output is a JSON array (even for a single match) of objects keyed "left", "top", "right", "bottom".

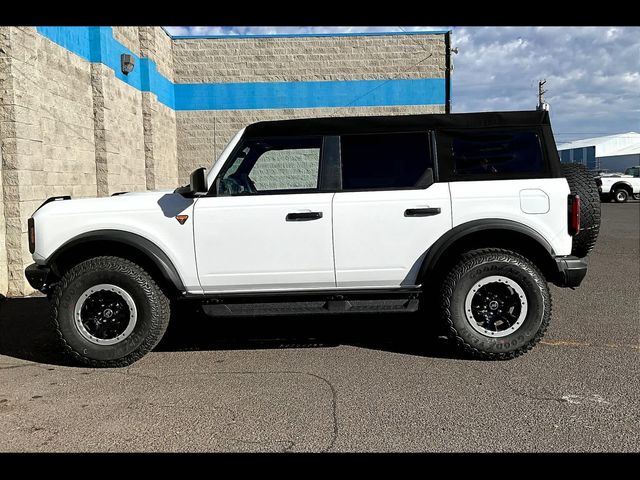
[{"left": 332, "top": 131, "right": 452, "bottom": 288}]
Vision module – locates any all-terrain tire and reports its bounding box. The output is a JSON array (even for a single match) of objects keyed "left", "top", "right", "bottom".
[
  {"left": 51, "top": 256, "right": 170, "bottom": 367},
  {"left": 561, "top": 163, "right": 601, "bottom": 257},
  {"left": 439, "top": 248, "right": 552, "bottom": 360}
]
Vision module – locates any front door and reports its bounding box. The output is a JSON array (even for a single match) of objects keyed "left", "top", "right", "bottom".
[{"left": 194, "top": 136, "right": 336, "bottom": 293}]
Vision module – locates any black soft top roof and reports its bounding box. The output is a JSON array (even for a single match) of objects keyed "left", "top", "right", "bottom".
[{"left": 244, "top": 110, "right": 551, "bottom": 138}]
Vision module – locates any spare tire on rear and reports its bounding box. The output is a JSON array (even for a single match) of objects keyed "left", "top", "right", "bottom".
[{"left": 561, "top": 163, "right": 601, "bottom": 257}]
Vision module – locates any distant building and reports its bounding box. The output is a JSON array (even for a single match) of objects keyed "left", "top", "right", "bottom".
[{"left": 557, "top": 132, "right": 640, "bottom": 172}]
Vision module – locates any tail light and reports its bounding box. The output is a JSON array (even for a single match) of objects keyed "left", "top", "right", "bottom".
[
  {"left": 568, "top": 194, "right": 580, "bottom": 236},
  {"left": 28, "top": 218, "right": 35, "bottom": 253}
]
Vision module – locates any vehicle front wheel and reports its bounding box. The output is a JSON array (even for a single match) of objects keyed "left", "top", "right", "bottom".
[
  {"left": 613, "top": 189, "right": 629, "bottom": 203},
  {"left": 632, "top": 193, "right": 640, "bottom": 201},
  {"left": 439, "top": 248, "right": 551, "bottom": 360},
  {"left": 51, "top": 256, "right": 170, "bottom": 367}
]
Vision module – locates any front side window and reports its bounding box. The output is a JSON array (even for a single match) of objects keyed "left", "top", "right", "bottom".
[
  {"left": 340, "top": 132, "right": 432, "bottom": 190},
  {"left": 437, "top": 129, "right": 547, "bottom": 180},
  {"left": 217, "top": 137, "right": 321, "bottom": 196}
]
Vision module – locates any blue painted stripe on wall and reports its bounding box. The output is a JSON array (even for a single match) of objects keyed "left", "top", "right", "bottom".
[
  {"left": 36, "top": 27, "right": 445, "bottom": 112},
  {"left": 37, "top": 26, "right": 176, "bottom": 109},
  {"left": 174, "top": 78, "right": 445, "bottom": 110},
  {"left": 37, "top": 26, "right": 94, "bottom": 61}
]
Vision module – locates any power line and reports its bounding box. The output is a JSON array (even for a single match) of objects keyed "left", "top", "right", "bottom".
[
  {"left": 330, "top": 28, "right": 436, "bottom": 113},
  {"left": 333, "top": 52, "right": 434, "bottom": 112}
]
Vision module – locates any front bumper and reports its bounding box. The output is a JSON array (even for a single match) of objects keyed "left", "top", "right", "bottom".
[
  {"left": 554, "top": 256, "right": 588, "bottom": 288},
  {"left": 25, "top": 263, "right": 55, "bottom": 293}
]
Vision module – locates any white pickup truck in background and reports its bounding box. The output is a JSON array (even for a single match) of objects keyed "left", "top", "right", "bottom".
[{"left": 597, "top": 166, "right": 640, "bottom": 203}]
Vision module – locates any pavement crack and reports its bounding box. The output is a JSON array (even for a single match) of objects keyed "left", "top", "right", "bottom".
[
  {"left": 102, "top": 368, "right": 339, "bottom": 452},
  {"left": 303, "top": 372, "right": 339, "bottom": 453}
]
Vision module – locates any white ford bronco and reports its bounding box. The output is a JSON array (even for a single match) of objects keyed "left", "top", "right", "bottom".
[{"left": 26, "top": 110, "right": 601, "bottom": 367}]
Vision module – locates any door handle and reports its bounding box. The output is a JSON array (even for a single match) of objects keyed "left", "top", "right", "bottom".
[
  {"left": 286, "top": 211, "right": 323, "bottom": 221},
  {"left": 405, "top": 207, "right": 441, "bottom": 217}
]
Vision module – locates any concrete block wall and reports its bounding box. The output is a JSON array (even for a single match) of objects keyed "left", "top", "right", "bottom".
[
  {"left": 1, "top": 27, "right": 100, "bottom": 295},
  {"left": 0, "top": 29, "right": 11, "bottom": 296},
  {"left": 142, "top": 97, "right": 178, "bottom": 190},
  {"left": 112, "top": 27, "right": 141, "bottom": 57},
  {"left": 139, "top": 27, "right": 178, "bottom": 190},
  {"left": 171, "top": 35, "right": 445, "bottom": 83},
  {"left": 0, "top": 26, "right": 178, "bottom": 295},
  {"left": 172, "top": 34, "right": 446, "bottom": 180},
  {"left": 0, "top": 27, "right": 448, "bottom": 296},
  {"left": 101, "top": 68, "right": 146, "bottom": 194}
]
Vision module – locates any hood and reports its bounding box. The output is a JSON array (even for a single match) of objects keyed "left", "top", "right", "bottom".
[{"left": 32, "top": 190, "right": 192, "bottom": 219}]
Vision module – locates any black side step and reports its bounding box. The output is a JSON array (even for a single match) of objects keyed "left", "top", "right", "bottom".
[{"left": 193, "top": 288, "right": 422, "bottom": 317}]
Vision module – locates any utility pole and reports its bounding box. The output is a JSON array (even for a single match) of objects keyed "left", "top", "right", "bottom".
[{"left": 537, "top": 79, "right": 549, "bottom": 111}]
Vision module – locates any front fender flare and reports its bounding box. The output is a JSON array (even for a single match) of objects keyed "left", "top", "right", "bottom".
[{"left": 47, "top": 230, "right": 186, "bottom": 292}]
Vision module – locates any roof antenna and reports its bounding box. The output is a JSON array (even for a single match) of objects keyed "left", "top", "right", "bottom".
[{"left": 537, "top": 79, "right": 549, "bottom": 111}]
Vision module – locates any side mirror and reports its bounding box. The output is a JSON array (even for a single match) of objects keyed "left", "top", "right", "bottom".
[
  {"left": 175, "top": 167, "right": 208, "bottom": 196},
  {"left": 190, "top": 167, "right": 208, "bottom": 194}
]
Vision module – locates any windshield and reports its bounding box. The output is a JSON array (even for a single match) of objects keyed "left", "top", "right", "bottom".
[
  {"left": 206, "top": 128, "right": 246, "bottom": 188},
  {"left": 624, "top": 167, "right": 639, "bottom": 177}
]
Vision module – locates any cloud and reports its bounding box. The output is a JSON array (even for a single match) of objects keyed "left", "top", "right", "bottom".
[
  {"left": 451, "top": 27, "right": 640, "bottom": 141},
  {"left": 164, "top": 26, "right": 640, "bottom": 141}
]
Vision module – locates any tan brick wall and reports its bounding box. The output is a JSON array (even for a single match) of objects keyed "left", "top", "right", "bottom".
[
  {"left": 172, "top": 34, "right": 446, "bottom": 83},
  {"left": 112, "top": 26, "right": 141, "bottom": 57},
  {"left": 142, "top": 93, "right": 178, "bottom": 190},
  {"left": 0, "top": 146, "right": 7, "bottom": 296},
  {"left": 101, "top": 69, "right": 146, "bottom": 194},
  {"left": 139, "top": 27, "right": 174, "bottom": 81},
  {"left": 139, "top": 28, "right": 177, "bottom": 191},
  {"left": 0, "top": 27, "right": 98, "bottom": 295},
  {"left": 176, "top": 105, "right": 444, "bottom": 182},
  {"left": 0, "top": 29, "right": 9, "bottom": 296}
]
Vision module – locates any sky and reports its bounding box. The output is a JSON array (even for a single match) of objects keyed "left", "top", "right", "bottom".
[{"left": 164, "top": 26, "right": 640, "bottom": 144}]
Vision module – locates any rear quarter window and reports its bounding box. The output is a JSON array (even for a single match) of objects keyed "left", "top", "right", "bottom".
[{"left": 436, "top": 129, "right": 549, "bottom": 181}]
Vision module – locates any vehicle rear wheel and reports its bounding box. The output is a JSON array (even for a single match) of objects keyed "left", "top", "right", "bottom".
[
  {"left": 633, "top": 193, "right": 640, "bottom": 201},
  {"left": 51, "top": 256, "right": 170, "bottom": 367},
  {"left": 561, "top": 164, "right": 601, "bottom": 257},
  {"left": 613, "top": 189, "right": 629, "bottom": 203},
  {"left": 439, "top": 248, "right": 551, "bottom": 360}
]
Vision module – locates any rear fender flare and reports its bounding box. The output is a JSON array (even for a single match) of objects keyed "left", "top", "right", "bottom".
[{"left": 418, "top": 219, "right": 555, "bottom": 280}]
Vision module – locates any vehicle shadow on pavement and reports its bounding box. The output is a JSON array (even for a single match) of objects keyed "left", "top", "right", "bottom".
[
  {"left": 157, "top": 304, "right": 457, "bottom": 359},
  {"left": 0, "top": 297, "right": 458, "bottom": 366},
  {"left": 0, "top": 296, "right": 71, "bottom": 366}
]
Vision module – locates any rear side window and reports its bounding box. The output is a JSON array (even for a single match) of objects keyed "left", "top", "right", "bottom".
[
  {"left": 437, "top": 129, "right": 547, "bottom": 180},
  {"left": 340, "top": 132, "right": 432, "bottom": 190}
]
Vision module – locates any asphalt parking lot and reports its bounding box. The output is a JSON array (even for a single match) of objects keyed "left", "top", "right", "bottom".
[{"left": 1, "top": 202, "right": 638, "bottom": 452}]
